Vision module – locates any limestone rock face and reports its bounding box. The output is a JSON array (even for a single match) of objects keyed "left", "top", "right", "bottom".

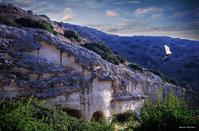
[{"left": 0, "top": 4, "right": 197, "bottom": 121}]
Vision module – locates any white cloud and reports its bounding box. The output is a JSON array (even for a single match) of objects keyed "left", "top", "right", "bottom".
[
  {"left": 87, "top": 19, "right": 142, "bottom": 34},
  {"left": 61, "top": 8, "right": 74, "bottom": 21},
  {"left": 87, "top": 19, "right": 199, "bottom": 40},
  {"left": 46, "top": 7, "right": 75, "bottom": 22},
  {"left": 87, "top": 23, "right": 112, "bottom": 31},
  {"left": 62, "top": 15, "right": 74, "bottom": 21},
  {"left": 106, "top": 10, "right": 117, "bottom": 17},
  {"left": 134, "top": 7, "right": 162, "bottom": 15},
  {"left": 118, "top": 19, "right": 139, "bottom": 28}
]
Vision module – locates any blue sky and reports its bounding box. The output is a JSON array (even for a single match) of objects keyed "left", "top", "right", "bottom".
[{"left": 1, "top": 0, "right": 199, "bottom": 40}]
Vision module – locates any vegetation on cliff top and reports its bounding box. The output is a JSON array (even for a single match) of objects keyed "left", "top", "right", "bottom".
[
  {"left": 82, "top": 42, "right": 125, "bottom": 65},
  {"left": 0, "top": 16, "right": 57, "bottom": 34},
  {"left": 0, "top": 16, "right": 17, "bottom": 27},
  {"left": 64, "top": 29, "right": 80, "bottom": 41},
  {"left": 149, "top": 69, "right": 179, "bottom": 85},
  {"left": 128, "top": 63, "right": 144, "bottom": 72},
  {"left": 15, "top": 17, "right": 55, "bottom": 34}
]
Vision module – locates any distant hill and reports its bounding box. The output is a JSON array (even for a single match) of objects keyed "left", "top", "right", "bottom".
[{"left": 64, "top": 23, "right": 199, "bottom": 92}]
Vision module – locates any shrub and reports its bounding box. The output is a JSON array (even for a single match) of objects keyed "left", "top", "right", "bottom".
[
  {"left": 112, "top": 112, "right": 136, "bottom": 124},
  {"left": 128, "top": 63, "right": 144, "bottom": 72},
  {"left": 112, "top": 112, "right": 139, "bottom": 130},
  {"left": 82, "top": 42, "right": 125, "bottom": 65},
  {"left": 0, "top": 16, "right": 17, "bottom": 26},
  {"left": 136, "top": 92, "right": 199, "bottom": 131},
  {"left": 64, "top": 30, "right": 80, "bottom": 41},
  {"left": 0, "top": 98, "right": 52, "bottom": 131},
  {"left": 0, "top": 98, "right": 113, "bottom": 131},
  {"left": 149, "top": 69, "right": 179, "bottom": 85},
  {"left": 115, "top": 55, "right": 126, "bottom": 64},
  {"left": 15, "top": 17, "right": 55, "bottom": 34}
]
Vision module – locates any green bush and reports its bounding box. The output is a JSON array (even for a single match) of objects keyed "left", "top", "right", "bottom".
[
  {"left": 0, "top": 98, "right": 113, "bottom": 131},
  {"left": 136, "top": 92, "right": 199, "bottom": 131},
  {"left": 64, "top": 30, "right": 80, "bottom": 41},
  {"left": 15, "top": 17, "right": 55, "bottom": 34},
  {"left": 149, "top": 69, "right": 179, "bottom": 85},
  {"left": 112, "top": 112, "right": 136, "bottom": 124},
  {"left": 0, "top": 16, "right": 17, "bottom": 26},
  {"left": 128, "top": 63, "right": 144, "bottom": 72},
  {"left": 116, "top": 55, "right": 126, "bottom": 64},
  {"left": 82, "top": 42, "right": 125, "bottom": 65},
  {"left": 111, "top": 112, "right": 139, "bottom": 130}
]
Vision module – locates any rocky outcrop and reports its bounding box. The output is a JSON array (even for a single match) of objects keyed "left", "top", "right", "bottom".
[{"left": 0, "top": 4, "right": 197, "bottom": 121}]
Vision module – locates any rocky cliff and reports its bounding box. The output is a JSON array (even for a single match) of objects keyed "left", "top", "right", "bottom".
[{"left": 0, "top": 4, "right": 197, "bottom": 121}]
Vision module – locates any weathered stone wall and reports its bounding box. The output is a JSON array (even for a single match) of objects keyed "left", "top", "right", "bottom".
[
  {"left": 45, "top": 78, "right": 113, "bottom": 120},
  {"left": 39, "top": 41, "right": 60, "bottom": 64},
  {"left": 31, "top": 41, "right": 83, "bottom": 72},
  {"left": 44, "top": 77, "right": 146, "bottom": 121},
  {"left": 111, "top": 100, "right": 143, "bottom": 116}
]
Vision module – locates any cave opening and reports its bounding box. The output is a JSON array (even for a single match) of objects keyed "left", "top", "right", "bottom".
[
  {"left": 91, "top": 111, "right": 104, "bottom": 122},
  {"left": 63, "top": 108, "right": 82, "bottom": 118},
  {"left": 113, "top": 112, "right": 133, "bottom": 123}
]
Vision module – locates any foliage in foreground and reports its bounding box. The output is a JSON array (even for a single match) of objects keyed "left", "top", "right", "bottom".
[
  {"left": 111, "top": 112, "right": 139, "bottom": 130},
  {"left": 111, "top": 92, "right": 199, "bottom": 131},
  {"left": 136, "top": 93, "right": 199, "bottom": 131},
  {"left": 0, "top": 93, "right": 198, "bottom": 131},
  {"left": 82, "top": 42, "right": 125, "bottom": 65},
  {"left": 0, "top": 98, "right": 113, "bottom": 131}
]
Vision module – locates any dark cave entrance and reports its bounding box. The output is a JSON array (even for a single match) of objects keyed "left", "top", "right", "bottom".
[
  {"left": 91, "top": 111, "right": 104, "bottom": 122},
  {"left": 63, "top": 108, "right": 82, "bottom": 118},
  {"left": 113, "top": 112, "right": 132, "bottom": 123}
]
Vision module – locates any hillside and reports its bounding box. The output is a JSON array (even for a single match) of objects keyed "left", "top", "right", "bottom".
[{"left": 64, "top": 23, "right": 199, "bottom": 92}]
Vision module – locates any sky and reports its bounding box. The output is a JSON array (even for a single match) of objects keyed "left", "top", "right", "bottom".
[{"left": 1, "top": 0, "right": 199, "bottom": 40}]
